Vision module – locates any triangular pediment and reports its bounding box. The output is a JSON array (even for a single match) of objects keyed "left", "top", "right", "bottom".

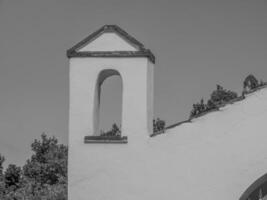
[
  {"left": 67, "top": 25, "right": 155, "bottom": 63},
  {"left": 78, "top": 32, "right": 139, "bottom": 52}
]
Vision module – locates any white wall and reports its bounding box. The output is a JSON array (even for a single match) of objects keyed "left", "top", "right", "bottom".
[
  {"left": 78, "top": 32, "right": 138, "bottom": 52},
  {"left": 69, "top": 29, "right": 267, "bottom": 200},
  {"left": 68, "top": 56, "right": 154, "bottom": 200},
  {"left": 69, "top": 84, "right": 267, "bottom": 200}
]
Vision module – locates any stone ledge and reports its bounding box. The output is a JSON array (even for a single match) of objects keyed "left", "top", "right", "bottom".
[{"left": 84, "top": 135, "right": 128, "bottom": 144}]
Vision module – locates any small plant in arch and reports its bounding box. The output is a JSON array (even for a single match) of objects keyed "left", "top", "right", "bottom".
[{"left": 100, "top": 123, "right": 121, "bottom": 137}]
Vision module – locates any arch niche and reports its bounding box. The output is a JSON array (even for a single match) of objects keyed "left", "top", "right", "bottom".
[{"left": 93, "top": 69, "right": 123, "bottom": 135}]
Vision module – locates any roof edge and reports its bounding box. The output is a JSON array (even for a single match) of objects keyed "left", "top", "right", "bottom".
[{"left": 66, "top": 25, "right": 155, "bottom": 63}]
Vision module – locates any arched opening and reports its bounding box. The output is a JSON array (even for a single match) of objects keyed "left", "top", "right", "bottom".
[
  {"left": 93, "top": 69, "right": 123, "bottom": 136},
  {"left": 240, "top": 173, "right": 267, "bottom": 200}
]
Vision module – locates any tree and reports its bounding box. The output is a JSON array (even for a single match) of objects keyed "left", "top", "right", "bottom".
[
  {"left": 0, "top": 154, "right": 4, "bottom": 175},
  {"left": 4, "top": 164, "right": 21, "bottom": 189},
  {"left": 0, "top": 155, "right": 5, "bottom": 197},
  {"left": 23, "top": 133, "right": 68, "bottom": 186},
  {"left": 0, "top": 134, "right": 68, "bottom": 200}
]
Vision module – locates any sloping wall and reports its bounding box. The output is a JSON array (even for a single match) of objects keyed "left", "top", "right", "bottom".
[{"left": 69, "top": 88, "right": 267, "bottom": 200}]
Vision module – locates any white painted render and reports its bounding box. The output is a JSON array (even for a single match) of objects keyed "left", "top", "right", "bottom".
[
  {"left": 78, "top": 32, "right": 138, "bottom": 52},
  {"left": 69, "top": 87, "right": 267, "bottom": 200},
  {"left": 69, "top": 57, "right": 154, "bottom": 138},
  {"left": 68, "top": 28, "right": 267, "bottom": 200},
  {"left": 68, "top": 56, "right": 155, "bottom": 200}
]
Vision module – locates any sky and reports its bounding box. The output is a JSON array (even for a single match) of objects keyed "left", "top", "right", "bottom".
[{"left": 0, "top": 0, "right": 266, "bottom": 167}]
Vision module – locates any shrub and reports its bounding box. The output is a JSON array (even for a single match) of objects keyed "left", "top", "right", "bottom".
[
  {"left": 190, "top": 99, "right": 206, "bottom": 118},
  {"left": 153, "top": 118, "right": 166, "bottom": 133},
  {"left": 100, "top": 123, "right": 121, "bottom": 136},
  {"left": 189, "top": 85, "right": 237, "bottom": 119},
  {"left": 243, "top": 74, "right": 259, "bottom": 91},
  {"left": 210, "top": 85, "right": 238, "bottom": 105},
  {"left": 207, "top": 99, "right": 217, "bottom": 110},
  {"left": 189, "top": 98, "right": 215, "bottom": 118},
  {"left": 243, "top": 74, "right": 267, "bottom": 94}
]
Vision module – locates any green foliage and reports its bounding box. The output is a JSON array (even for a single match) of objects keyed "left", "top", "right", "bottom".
[
  {"left": 243, "top": 74, "right": 267, "bottom": 94},
  {"left": 243, "top": 74, "right": 259, "bottom": 91},
  {"left": 0, "top": 155, "right": 4, "bottom": 174},
  {"left": 0, "top": 133, "right": 68, "bottom": 200},
  {"left": 210, "top": 85, "right": 238, "bottom": 105},
  {"left": 190, "top": 98, "right": 218, "bottom": 118},
  {"left": 153, "top": 118, "right": 166, "bottom": 133},
  {"left": 23, "top": 133, "right": 67, "bottom": 185},
  {"left": 4, "top": 180, "right": 67, "bottom": 200},
  {"left": 0, "top": 154, "right": 5, "bottom": 198},
  {"left": 4, "top": 164, "right": 21, "bottom": 189},
  {"left": 100, "top": 123, "right": 121, "bottom": 136},
  {"left": 190, "top": 85, "right": 237, "bottom": 118},
  {"left": 207, "top": 99, "right": 217, "bottom": 110}
]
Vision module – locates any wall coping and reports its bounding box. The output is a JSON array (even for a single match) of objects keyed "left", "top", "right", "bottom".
[{"left": 84, "top": 135, "right": 128, "bottom": 144}]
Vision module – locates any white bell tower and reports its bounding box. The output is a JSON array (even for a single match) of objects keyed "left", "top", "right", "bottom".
[{"left": 67, "top": 25, "right": 155, "bottom": 200}]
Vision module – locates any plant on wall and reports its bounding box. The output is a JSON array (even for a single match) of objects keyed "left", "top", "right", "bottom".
[
  {"left": 210, "top": 85, "right": 238, "bottom": 105},
  {"left": 190, "top": 85, "right": 237, "bottom": 118},
  {"left": 243, "top": 74, "right": 267, "bottom": 94},
  {"left": 153, "top": 118, "right": 166, "bottom": 133},
  {"left": 100, "top": 123, "right": 121, "bottom": 137}
]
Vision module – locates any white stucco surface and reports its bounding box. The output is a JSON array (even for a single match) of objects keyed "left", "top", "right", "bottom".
[
  {"left": 69, "top": 87, "right": 267, "bottom": 200},
  {"left": 68, "top": 56, "right": 155, "bottom": 200},
  {"left": 68, "top": 27, "right": 267, "bottom": 200},
  {"left": 78, "top": 32, "right": 138, "bottom": 52},
  {"left": 69, "top": 57, "right": 154, "bottom": 137}
]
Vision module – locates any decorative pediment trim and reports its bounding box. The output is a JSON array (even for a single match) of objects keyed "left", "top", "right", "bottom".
[{"left": 66, "top": 25, "right": 155, "bottom": 63}]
